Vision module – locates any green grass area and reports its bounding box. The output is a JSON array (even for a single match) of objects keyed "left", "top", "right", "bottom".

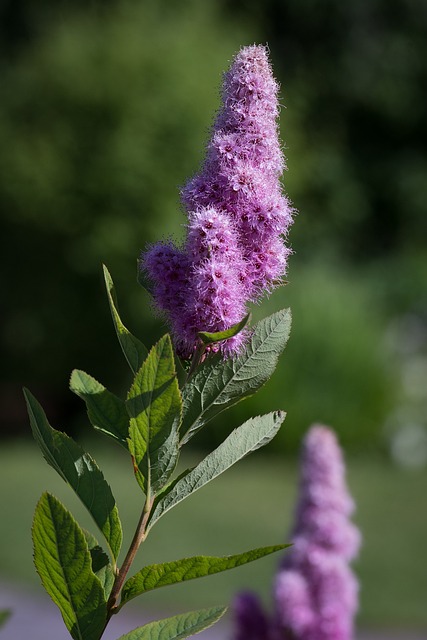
[{"left": 0, "top": 439, "right": 426, "bottom": 630}]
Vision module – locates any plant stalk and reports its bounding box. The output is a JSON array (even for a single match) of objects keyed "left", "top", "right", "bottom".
[
  {"left": 106, "top": 490, "right": 154, "bottom": 618},
  {"left": 185, "top": 341, "right": 206, "bottom": 383}
]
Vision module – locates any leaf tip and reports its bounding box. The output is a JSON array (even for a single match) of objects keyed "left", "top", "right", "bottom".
[
  {"left": 198, "top": 313, "right": 251, "bottom": 346},
  {"left": 274, "top": 410, "right": 287, "bottom": 423},
  {"left": 103, "top": 264, "right": 114, "bottom": 297},
  {"left": 69, "top": 369, "right": 78, "bottom": 388},
  {"left": 22, "top": 387, "right": 39, "bottom": 414}
]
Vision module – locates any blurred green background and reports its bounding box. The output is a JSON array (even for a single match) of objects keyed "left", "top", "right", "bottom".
[{"left": 1, "top": 0, "right": 426, "bottom": 633}]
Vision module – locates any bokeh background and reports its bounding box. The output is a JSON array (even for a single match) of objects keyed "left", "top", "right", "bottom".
[{"left": 1, "top": 0, "right": 426, "bottom": 636}]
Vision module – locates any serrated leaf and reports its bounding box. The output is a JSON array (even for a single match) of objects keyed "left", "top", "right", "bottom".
[
  {"left": 147, "top": 466, "right": 195, "bottom": 535},
  {"left": 24, "top": 388, "right": 122, "bottom": 560},
  {"left": 84, "top": 531, "right": 116, "bottom": 599},
  {"left": 33, "top": 493, "right": 107, "bottom": 640},
  {"left": 197, "top": 313, "right": 251, "bottom": 345},
  {"left": 70, "top": 369, "right": 129, "bottom": 448},
  {"left": 103, "top": 264, "right": 148, "bottom": 374},
  {"left": 116, "top": 606, "right": 226, "bottom": 640},
  {"left": 127, "top": 334, "right": 181, "bottom": 495},
  {"left": 0, "top": 610, "right": 11, "bottom": 629},
  {"left": 121, "top": 545, "right": 287, "bottom": 606},
  {"left": 148, "top": 411, "right": 285, "bottom": 531},
  {"left": 180, "top": 308, "right": 291, "bottom": 444},
  {"left": 152, "top": 466, "right": 194, "bottom": 506}
]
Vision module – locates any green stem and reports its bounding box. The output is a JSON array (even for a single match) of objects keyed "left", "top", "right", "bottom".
[
  {"left": 185, "top": 341, "right": 206, "bottom": 384},
  {"left": 106, "top": 488, "right": 154, "bottom": 620}
]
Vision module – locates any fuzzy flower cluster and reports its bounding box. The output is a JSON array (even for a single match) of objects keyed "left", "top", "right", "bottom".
[
  {"left": 233, "top": 425, "right": 361, "bottom": 640},
  {"left": 143, "top": 45, "right": 293, "bottom": 358}
]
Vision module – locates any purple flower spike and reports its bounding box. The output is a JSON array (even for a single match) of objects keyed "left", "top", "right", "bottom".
[
  {"left": 293, "top": 426, "right": 361, "bottom": 560},
  {"left": 186, "top": 206, "right": 245, "bottom": 267},
  {"left": 143, "top": 242, "right": 190, "bottom": 315},
  {"left": 173, "top": 254, "right": 248, "bottom": 359},
  {"left": 232, "top": 426, "right": 360, "bottom": 640},
  {"left": 275, "top": 570, "right": 315, "bottom": 636},
  {"left": 232, "top": 592, "right": 274, "bottom": 640},
  {"left": 142, "top": 45, "right": 293, "bottom": 358},
  {"left": 181, "top": 44, "right": 293, "bottom": 303},
  {"left": 274, "top": 425, "right": 361, "bottom": 640}
]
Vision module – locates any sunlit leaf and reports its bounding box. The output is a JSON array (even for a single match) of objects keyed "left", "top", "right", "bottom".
[
  {"left": 148, "top": 411, "right": 285, "bottom": 530},
  {"left": 121, "top": 545, "right": 287, "bottom": 605},
  {"left": 116, "top": 606, "right": 226, "bottom": 640},
  {"left": 70, "top": 369, "right": 129, "bottom": 448},
  {"left": 103, "top": 264, "right": 148, "bottom": 374},
  {"left": 84, "top": 530, "right": 115, "bottom": 599},
  {"left": 33, "top": 493, "right": 107, "bottom": 640},
  {"left": 24, "top": 388, "right": 122, "bottom": 560},
  {"left": 197, "top": 314, "right": 250, "bottom": 345},
  {"left": 127, "top": 334, "right": 181, "bottom": 495},
  {"left": 181, "top": 308, "right": 291, "bottom": 444}
]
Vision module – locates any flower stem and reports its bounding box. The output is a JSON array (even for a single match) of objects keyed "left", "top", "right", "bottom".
[
  {"left": 106, "top": 489, "right": 154, "bottom": 619},
  {"left": 185, "top": 341, "right": 206, "bottom": 383}
]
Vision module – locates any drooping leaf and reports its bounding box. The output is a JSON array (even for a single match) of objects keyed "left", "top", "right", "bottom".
[
  {"left": 121, "top": 545, "right": 287, "bottom": 606},
  {"left": 84, "top": 531, "right": 116, "bottom": 599},
  {"left": 148, "top": 411, "right": 285, "bottom": 531},
  {"left": 0, "top": 610, "right": 11, "bottom": 629},
  {"left": 32, "top": 493, "right": 107, "bottom": 640},
  {"left": 24, "top": 388, "right": 122, "bottom": 560},
  {"left": 127, "top": 334, "right": 181, "bottom": 495},
  {"left": 116, "top": 606, "right": 226, "bottom": 640},
  {"left": 180, "top": 308, "right": 291, "bottom": 444},
  {"left": 70, "top": 369, "right": 129, "bottom": 448},
  {"left": 197, "top": 313, "right": 251, "bottom": 345},
  {"left": 103, "top": 264, "right": 148, "bottom": 374}
]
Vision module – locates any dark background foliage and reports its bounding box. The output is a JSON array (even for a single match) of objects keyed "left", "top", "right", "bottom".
[{"left": 1, "top": 0, "right": 426, "bottom": 455}]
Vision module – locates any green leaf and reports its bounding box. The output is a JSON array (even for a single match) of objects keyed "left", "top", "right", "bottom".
[
  {"left": 0, "top": 610, "right": 11, "bottom": 629},
  {"left": 153, "top": 465, "right": 194, "bottom": 504},
  {"left": 70, "top": 369, "right": 129, "bottom": 448},
  {"left": 148, "top": 411, "right": 285, "bottom": 531},
  {"left": 121, "top": 545, "right": 287, "bottom": 606},
  {"left": 103, "top": 264, "right": 148, "bottom": 374},
  {"left": 33, "top": 493, "right": 107, "bottom": 640},
  {"left": 84, "top": 531, "right": 116, "bottom": 599},
  {"left": 24, "top": 388, "right": 122, "bottom": 561},
  {"left": 116, "top": 606, "right": 226, "bottom": 640},
  {"left": 180, "top": 308, "right": 291, "bottom": 444},
  {"left": 197, "top": 313, "right": 251, "bottom": 345},
  {"left": 127, "top": 334, "right": 182, "bottom": 495}
]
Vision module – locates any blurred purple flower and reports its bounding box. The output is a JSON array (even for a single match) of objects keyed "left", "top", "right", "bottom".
[
  {"left": 142, "top": 45, "right": 293, "bottom": 358},
  {"left": 232, "top": 425, "right": 361, "bottom": 640},
  {"left": 275, "top": 425, "right": 361, "bottom": 640},
  {"left": 233, "top": 592, "right": 274, "bottom": 640}
]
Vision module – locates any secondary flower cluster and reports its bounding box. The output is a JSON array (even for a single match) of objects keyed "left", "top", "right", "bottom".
[
  {"left": 143, "top": 45, "right": 293, "bottom": 358},
  {"left": 233, "top": 425, "right": 361, "bottom": 640}
]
